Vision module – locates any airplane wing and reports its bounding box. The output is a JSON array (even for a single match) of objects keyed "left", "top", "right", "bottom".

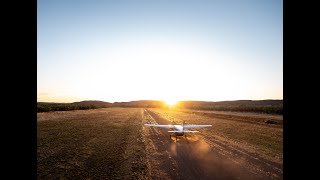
[
  {"left": 168, "top": 130, "right": 199, "bottom": 133},
  {"left": 183, "top": 125, "right": 212, "bottom": 129},
  {"left": 144, "top": 124, "right": 175, "bottom": 128}
]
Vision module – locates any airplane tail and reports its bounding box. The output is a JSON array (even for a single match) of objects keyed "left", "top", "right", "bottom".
[{"left": 182, "top": 120, "right": 185, "bottom": 131}]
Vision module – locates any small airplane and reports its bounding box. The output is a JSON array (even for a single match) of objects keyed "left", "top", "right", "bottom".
[{"left": 144, "top": 121, "right": 212, "bottom": 140}]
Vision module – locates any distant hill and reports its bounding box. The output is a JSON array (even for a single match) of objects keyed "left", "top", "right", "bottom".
[
  {"left": 37, "top": 102, "right": 67, "bottom": 105},
  {"left": 38, "top": 99, "right": 282, "bottom": 107},
  {"left": 174, "top": 100, "right": 283, "bottom": 114},
  {"left": 110, "top": 99, "right": 283, "bottom": 114},
  {"left": 37, "top": 100, "right": 112, "bottom": 112},
  {"left": 71, "top": 100, "right": 112, "bottom": 107},
  {"left": 38, "top": 99, "right": 283, "bottom": 114},
  {"left": 38, "top": 100, "right": 112, "bottom": 107},
  {"left": 113, "top": 100, "right": 166, "bottom": 108},
  {"left": 177, "top": 100, "right": 283, "bottom": 107}
]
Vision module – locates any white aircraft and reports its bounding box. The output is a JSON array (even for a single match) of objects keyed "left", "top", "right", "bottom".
[{"left": 144, "top": 121, "right": 212, "bottom": 140}]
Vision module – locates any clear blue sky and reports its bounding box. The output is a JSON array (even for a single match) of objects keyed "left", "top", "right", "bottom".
[{"left": 37, "top": 0, "right": 283, "bottom": 103}]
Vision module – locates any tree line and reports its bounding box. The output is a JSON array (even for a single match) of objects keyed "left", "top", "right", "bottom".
[
  {"left": 185, "top": 105, "right": 283, "bottom": 115},
  {"left": 37, "top": 101, "right": 283, "bottom": 115},
  {"left": 37, "top": 103, "right": 102, "bottom": 112}
]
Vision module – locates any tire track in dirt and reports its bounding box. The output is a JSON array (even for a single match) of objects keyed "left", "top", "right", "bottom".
[
  {"left": 199, "top": 133, "right": 283, "bottom": 179},
  {"left": 143, "top": 109, "right": 277, "bottom": 180}
]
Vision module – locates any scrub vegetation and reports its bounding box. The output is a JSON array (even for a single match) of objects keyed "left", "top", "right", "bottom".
[{"left": 38, "top": 100, "right": 283, "bottom": 114}]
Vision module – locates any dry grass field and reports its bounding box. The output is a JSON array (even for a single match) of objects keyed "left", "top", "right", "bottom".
[
  {"left": 38, "top": 107, "right": 283, "bottom": 179},
  {"left": 37, "top": 108, "right": 148, "bottom": 179}
]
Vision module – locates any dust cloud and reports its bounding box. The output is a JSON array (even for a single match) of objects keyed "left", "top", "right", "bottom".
[{"left": 169, "top": 134, "right": 258, "bottom": 179}]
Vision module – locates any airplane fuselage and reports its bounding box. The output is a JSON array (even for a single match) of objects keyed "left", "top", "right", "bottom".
[
  {"left": 172, "top": 125, "right": 184, "bottom": 136},
  {"left": 144, "top": 123, "right": 212, "bottom": 140},
  {"left": 173, "top": 125, "right": 183, "bottom": 131}
]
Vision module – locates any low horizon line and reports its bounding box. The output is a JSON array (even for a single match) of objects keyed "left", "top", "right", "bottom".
[{"left": 37, "top": 98, "right": 283, "bottom": 104}]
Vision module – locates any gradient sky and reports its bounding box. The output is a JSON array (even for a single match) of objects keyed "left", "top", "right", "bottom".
[{"left": 37, "top": 0, "right": 283, "bottom": 103}]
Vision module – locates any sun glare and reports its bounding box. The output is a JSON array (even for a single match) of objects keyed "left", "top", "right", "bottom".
[{"left": 165, "top": 100, "right": 177, "bottom": 106}]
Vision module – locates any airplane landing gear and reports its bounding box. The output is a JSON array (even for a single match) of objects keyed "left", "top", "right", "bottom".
[{"left": 170, "top": 134, "right": 178, "bottom": 142}]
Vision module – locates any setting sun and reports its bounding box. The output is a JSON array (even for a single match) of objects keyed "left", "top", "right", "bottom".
[{"left": 165, "top": 100, "right": 177, "bottom": 106}]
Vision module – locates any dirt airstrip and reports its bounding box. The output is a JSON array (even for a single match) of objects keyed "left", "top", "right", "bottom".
[{"left": 37, "top": 108, "right": 282, "bottom": 179}]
